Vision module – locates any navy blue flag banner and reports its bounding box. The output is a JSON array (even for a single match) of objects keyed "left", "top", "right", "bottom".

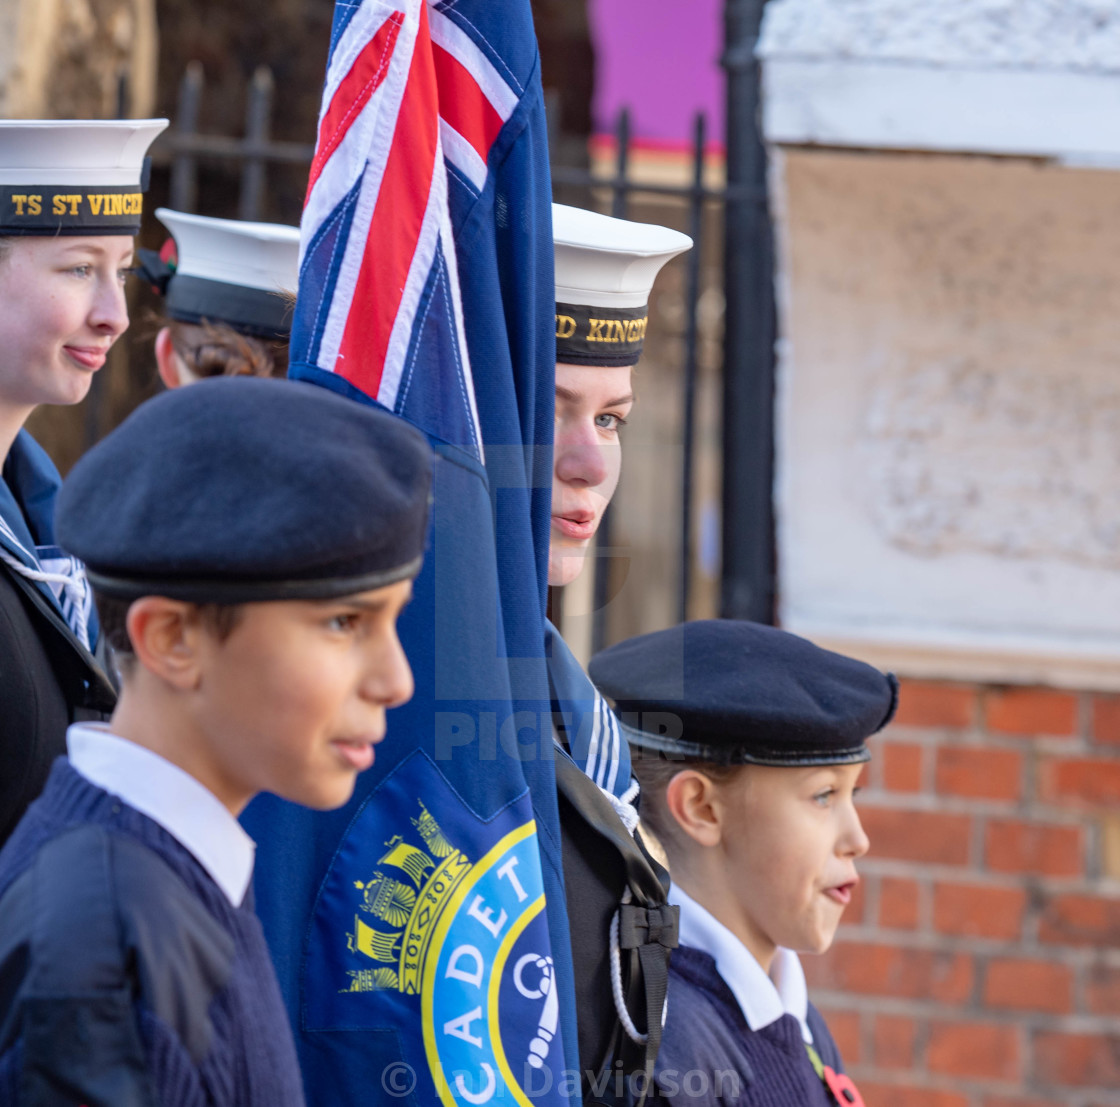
[{"left": 240, "top": 2, "right": 578, "bottom": 1104}]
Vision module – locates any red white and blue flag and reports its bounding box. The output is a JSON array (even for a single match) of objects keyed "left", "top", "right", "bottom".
[
  {"left": 243, "top": 3, "right": 576, "bottom": 1105},
  {"left": 291, "top": 0, "right": 522, "bottom": 449}
]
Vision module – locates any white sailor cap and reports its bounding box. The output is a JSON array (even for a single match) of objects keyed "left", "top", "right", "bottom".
[
  {"left": 553, "top": 203, "right": 692, "bottom": 367},
  {"left": 0, "top": 119, "right": 167, "bottom": 236},
  {"left": 143, "top": 209, "right": 301, "bottom": 339}
]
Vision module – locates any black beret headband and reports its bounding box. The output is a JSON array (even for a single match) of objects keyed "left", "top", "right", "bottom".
[{"left": 85, "top": 554, "right": 424, "bottom": 604}]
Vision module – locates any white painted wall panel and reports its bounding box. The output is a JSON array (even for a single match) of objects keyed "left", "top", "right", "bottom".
[{"left": 764, "top": 60, "right": 1120, "bottom": 161}]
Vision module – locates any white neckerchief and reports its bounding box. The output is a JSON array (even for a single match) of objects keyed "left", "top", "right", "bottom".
[
  {"left": 671, "top": 882, "right": 813, "bottom": 1044},
  {"left": 67, "top": 722, "right": 256, "bottom": 907}
]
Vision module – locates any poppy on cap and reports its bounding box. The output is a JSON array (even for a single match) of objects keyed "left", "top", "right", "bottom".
[{"left": 137, "top": 209, "right": 301, "bottom": 339}]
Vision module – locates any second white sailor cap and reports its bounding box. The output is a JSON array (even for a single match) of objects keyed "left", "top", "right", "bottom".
[
  {"left": 553, "top": 204, "right": 692, "bottom": 367},
  {"left": 142, "top": 209, "right": 301, "bottom": 339},
  {"left": 0, "top": 119, "right": 167, "bottom": 236}
]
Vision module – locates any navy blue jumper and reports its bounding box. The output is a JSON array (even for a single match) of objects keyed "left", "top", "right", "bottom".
[
  {"left": 654, "top": 945, "right": 844, "bottom": 1107},
  {"left": 0, "top": 759, "right": 305, "bottom": 1107}
]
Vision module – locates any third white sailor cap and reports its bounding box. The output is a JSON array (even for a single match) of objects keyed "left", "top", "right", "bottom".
[{"left": 142, "top": 209, "right": 301, "bottom": 339}]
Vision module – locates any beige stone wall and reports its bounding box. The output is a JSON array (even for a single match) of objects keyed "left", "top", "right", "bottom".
[
  {"left": 763, "top": 10, "right": 1120, "bottom": 1102},
  {"left": 770, "top": 140, "right": 1120, "bottom": 1107},
  {"left": 0, "top": 0, "right": 156, "bottom": 119},
  {"left": 775, "top": 146, "right": 1120, "bottom": 686}
]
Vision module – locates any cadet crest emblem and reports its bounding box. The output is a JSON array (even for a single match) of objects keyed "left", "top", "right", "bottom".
[{"left": 304, "top": 751, "right": 569, "bottom": 1105}]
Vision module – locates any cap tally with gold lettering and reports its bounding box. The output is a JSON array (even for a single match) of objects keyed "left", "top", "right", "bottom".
[
  {"left": 553, "top": 203, "right": 692, "bottom": 367},
  {"left": 0, "top": 119, "right": 168, "bottom": 236},
  {"left": 148, "top": 208, "right": 301, "bottom": 339}
]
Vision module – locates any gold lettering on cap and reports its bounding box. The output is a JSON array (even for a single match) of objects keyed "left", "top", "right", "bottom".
[
  {"left": 556, "top": 314, "right": 577, "bottom": 340},
  {"left": 11, "top": 196, "right": 27, "bottom": 216},
  {"left": 26, "top": 195, "right": 41, "bottom": 216},
  {"left": 88, "top": 195, "right": 103, "bottom": 215},
  {"left": 582, "top": 316, "right": 647, "bottom": 344}
]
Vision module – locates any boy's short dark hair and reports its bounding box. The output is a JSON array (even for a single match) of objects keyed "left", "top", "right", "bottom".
[{"left": 94, "top": 590, "right": 244, "bottom": 675}]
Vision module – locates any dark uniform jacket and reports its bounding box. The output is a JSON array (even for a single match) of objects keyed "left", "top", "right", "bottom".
[
  {"left": 0, "top": 431, "right": 115, "bottom": 846},
  {"left": 0, "top": 759, "right": 306, "bottom": 1106},
  {"left": 655, "top": 946, "right": 844, "bottom": 1107}
]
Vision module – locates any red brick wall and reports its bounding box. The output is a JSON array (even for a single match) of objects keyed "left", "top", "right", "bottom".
[{"left": 804, "top": 679, "right": 1120, "bottom": 1106}]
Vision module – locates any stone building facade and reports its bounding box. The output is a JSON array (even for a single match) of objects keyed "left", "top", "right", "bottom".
[{"left": 761, "top": 1, "right": 1120, "bottom": 1101}]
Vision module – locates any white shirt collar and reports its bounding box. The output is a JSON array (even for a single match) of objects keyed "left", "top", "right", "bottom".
[
  {"left": 670, "top": 882, "right": 813, "bottom": 1044},
  {"left": 67, "top": 722, "right": 256, "bottom": 907}
]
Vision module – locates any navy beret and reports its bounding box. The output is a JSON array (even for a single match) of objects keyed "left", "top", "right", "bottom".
[
  {"left": 589, "top": 619, "right": 898, "bottom": 767},
  {"left": 56, "top": 377, "right": 433, "bottom": 603}
]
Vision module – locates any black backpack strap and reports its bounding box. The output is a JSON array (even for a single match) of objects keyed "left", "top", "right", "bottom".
[
  {"left": 554, "top": 754, "right": 679, "bottom": 1106},
  {"left": 619, "top": 898, "right": 676, "bottom": 1069}
]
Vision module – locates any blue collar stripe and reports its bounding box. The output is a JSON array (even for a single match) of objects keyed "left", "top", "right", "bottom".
[{"left": 545, "top": 619, "right": 632, "bottom": 800}]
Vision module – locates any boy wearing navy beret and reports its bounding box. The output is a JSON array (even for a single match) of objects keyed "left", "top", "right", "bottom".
[
  {"left": 0, "top": 377, "right": 433, "bottom": 1107},
  {"left": 590, "top": 619, "right": 898, "bottom": 1107}
]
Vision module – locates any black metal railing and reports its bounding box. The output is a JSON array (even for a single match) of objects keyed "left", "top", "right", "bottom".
[{"left": 152, "top": 63, "right": 315, "bottom": 220}]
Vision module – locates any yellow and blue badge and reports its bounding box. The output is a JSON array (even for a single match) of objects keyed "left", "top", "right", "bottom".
[{"left": 304, "top": 751, "right": 573, "bottom": 1106}]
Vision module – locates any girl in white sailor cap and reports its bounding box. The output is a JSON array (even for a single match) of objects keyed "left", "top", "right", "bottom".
[
  {"left": 0, "top": 117, "right": 166, "bottom": 848},
  {"left": 544, "top": 203, "right": 693, "bottom": 1104},
  {"left": 138, "top": 208, "right": 300, "bottom": 385}
]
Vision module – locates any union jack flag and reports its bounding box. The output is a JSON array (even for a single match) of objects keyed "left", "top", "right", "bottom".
[
  {"left": 244, "top": 2, "right": 576, "bottom": 1104},
  {"left": 291, "top": 0, "right": 521, "bottom": 449}
]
